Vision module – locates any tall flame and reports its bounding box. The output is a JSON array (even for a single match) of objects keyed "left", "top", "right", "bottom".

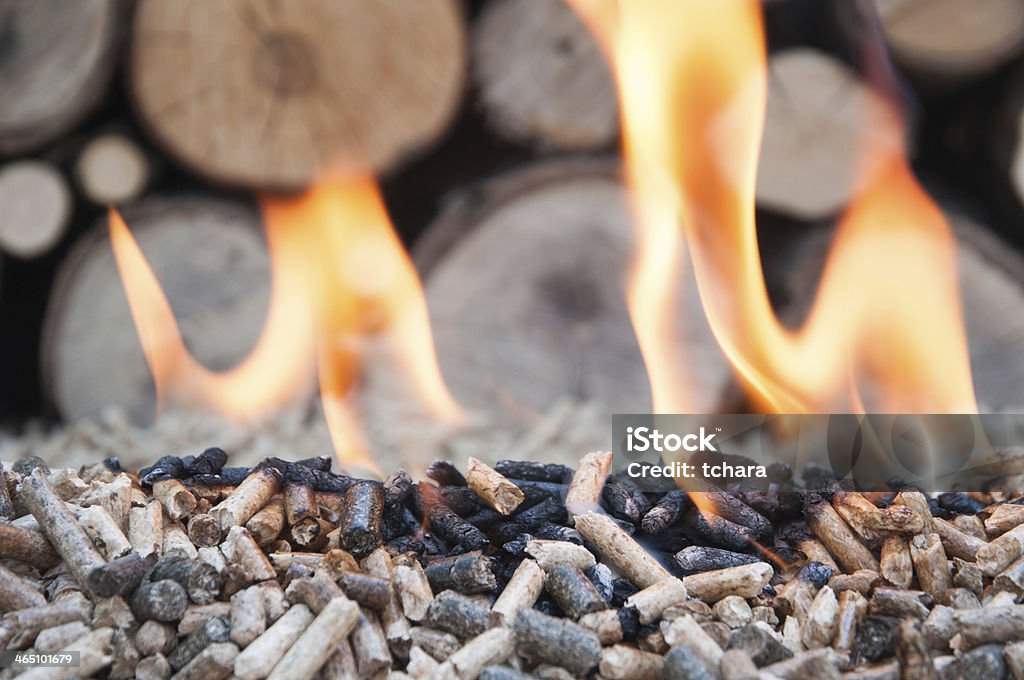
[
  {"left": 569, "top": 0, "right": 976, "bottom": 414},
  {"left": 110, "top": 175, "right": 461, "bottom": 472}
]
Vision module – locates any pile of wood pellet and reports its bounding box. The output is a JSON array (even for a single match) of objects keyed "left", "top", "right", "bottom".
[{"left": 2, "top": 449, "right": 1024, "bottom": 679}]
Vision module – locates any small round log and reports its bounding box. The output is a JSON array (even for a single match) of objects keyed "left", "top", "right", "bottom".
[
  {"left": 130, "top": 0, "right": 466, "bottom": 189},
  {"left": 0, "top": 160, "right": 71, "bottom": 258},
  {"left": 0, "top": 0, "right": 118, "bottom": 156},
  {"left": 41, "top": 197, "right": 274, "bottom": 425},
  {"left": 873, "top": 0, "right": 1024, "bottom": 85},
  {"left": 471, "top": 0, "right": 617, "bottom": 150},
  {"left": 76, "top": 133, "right": 150, "bottom": 205}
]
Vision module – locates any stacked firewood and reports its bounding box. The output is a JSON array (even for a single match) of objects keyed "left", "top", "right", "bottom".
[{"left": 1, "top": 449, "right": 1024, "bottom": 678}]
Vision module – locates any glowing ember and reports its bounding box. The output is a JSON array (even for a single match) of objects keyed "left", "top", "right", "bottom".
[
  {"left": 569, "top": 0, "right": 976, "bottom": 414},
  {"left": 110, "top": 175, "right": 461, "bottom": 473}
]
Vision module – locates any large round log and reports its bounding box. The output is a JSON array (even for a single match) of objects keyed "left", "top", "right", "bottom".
[
  {"left": 471, "top": 0, "right": 618, "bottom": 150},
  {"left": 42, "top": 198, "right": 273, "bottom": 424},
  {"left": 782, "top": 215, "right": 1024, "bottom": 411},
  {"left": 873, "top": 0, "right": 1024, "bottom": 85},
  {"left": 130, "top": 0, "right": 466, "bottom": 189},
  {"left": 358, "top": 159, "right": 733, "bottom": 457},
  {"left": 757, "top": 47, "right": 901, "bottom": 220},
  {"left": 0, "top": 0, "right": 119, "bottom": 156}
]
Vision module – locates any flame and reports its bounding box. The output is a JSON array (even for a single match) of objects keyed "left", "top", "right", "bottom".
[
  {"left": 569, "top": 0, "right": 976, "bottom": 415},
  {"left": 110, "top": 175, "right": 461, "bottom": 472}
]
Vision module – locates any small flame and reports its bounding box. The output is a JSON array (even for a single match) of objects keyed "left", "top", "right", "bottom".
[
  {"left": 570, "top": 0, "right": 976, "bottom": 415},
  {"left": 110, "top": 175, "right": 461, "bottom": 473}
]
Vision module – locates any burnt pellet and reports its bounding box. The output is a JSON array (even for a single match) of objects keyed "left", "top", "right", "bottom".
[
  {"left": 130, "top": 579, "right": 188, "bottom": 622},
  {"left": 544, "top": 565, "right": 607, "bottom": 619}
]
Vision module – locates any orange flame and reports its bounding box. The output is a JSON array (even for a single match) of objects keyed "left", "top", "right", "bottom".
[
  {"left": 569, "top": 0, "right": 976, "bottom": 415},
  {"left": 110, "top": 175, "right": 461, "bottom": 473}
]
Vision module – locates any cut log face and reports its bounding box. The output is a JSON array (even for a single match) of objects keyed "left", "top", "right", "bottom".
[
  {"left": 472, "top": 0, "right": 618, "bottom": 150},
  {"left": 874, "top": 0, "right": 1024, "bottom": 83},
  {"left": 0, "top": 0, "right": 118, "bottom": 156},
  {"left": 783, "top": 216, "right": 1024, "bottom": 411},
  {"left": 42, "top": 198, "right": 273, "bottom": 424},
  {"left": 130, "top": 0, "right": 466, "bottom": 189},
  {"left": 0, "top": 161, "right": 71, "bottom": 259},
  {"left": 756, "top": 48, "right": 899, "bottom": 220},
  {"left": 361, "top": 160, "right": 732, "bottom": 434},
  {"left": 76, "top": 134, "right": 150, "bottom": 206}
]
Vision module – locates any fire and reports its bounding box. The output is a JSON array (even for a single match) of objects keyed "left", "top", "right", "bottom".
[
  {"left": 110, "top": 175, "right": 461, "bottom": 473},
  {"left": 569, "top": 0, "right": 977, "bottom": 415}
]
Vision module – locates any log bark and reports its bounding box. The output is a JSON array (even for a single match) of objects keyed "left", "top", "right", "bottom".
[
  {"left": 873, "top": 0, "right": 1024, "bottom": 85},
  {"left": 471, "top": 0, "right": 617, "bottom": 150},
  {"left": 782, "top": 213, "right": 1024, "bottom": 410},
  {"left": 130, "top": 0, "right": 466, "bottom": 189},
  {"left": 0, "top": 0, "right": 119, "bottom": 156},
  {"left": 0, "top": 160, "right": 71, "bottom": 258},
  {"left": 757, "top": 48, "right": 902, "bottom": 220},
  {"left": 41, "top": 197, "right": 276, "bottom": 423}
]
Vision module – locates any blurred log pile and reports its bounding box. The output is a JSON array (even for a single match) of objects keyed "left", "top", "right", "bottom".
[{"left": 2, "top": 0, "right": 1024, "bottom": 433}]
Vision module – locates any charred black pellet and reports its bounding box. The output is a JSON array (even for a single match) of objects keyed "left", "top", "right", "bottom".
[
  {"left": 601, "top": 477, "right": 651, "bottom": 525},
  {"left": 691, "top": 485, "right": 773, "bottom": 537},
  {"left": 534, "top": 597, "right": 564, "bottom": 617},
  {"left": 960, "top": 644, "right": 1006, "bottom": 679},
  {"left": 87, "top": 551, "right": 155, "bottom": 598},
  {"left": 130, "top": 579, "right": 188, "bottom": 622},
  {"left": 585, "top": 563, "right": 614, "bottom": 604},
  {"left": 415, "top": 483, "right": 489, "bottom": 551},
  {"left": 383, "top": 505, "right": 418, "bottom": 542},
  {"left": 438, "top": 486, "right": 486, "bottom": 516},
  {"left": 186, "top": 447, "right": 228, "bottom": 476},
  {"left": 502, "top": 536, "right": 533, "bottom": 557},
  {"left": 611, "top": 578, "right": 639, "bottom": 607},
  {"left": 480, "top": 667, "right": 535, "bottom": 680},
  {"left": 641, "top": 490, "right": 689, "bottom": 534},
  {"left": 683, "top": 508, "right": 758, "bottom": 551},
  {"left": 505, "top": 480, "right": 566, "bottom": 502},
  {"left": 424, "top": 551, "right": 497, "bottom": 594},
  {"left": 13, "top": 455, "right": 51, "bottom": 477},
  {"left": 938, "top": 492, "right": 984, "bottom": 516},
  {"left": 427, "top": 590, "right": 491, "bottom": 639},
  {"left": 757, "top": 544, "right": 805, "bottom": 572},
  {"left": 427, "top": 460, "right": 467, "bottom": 487},
  {"left": 149, "top": 554, "right": 222, "bottom": 604},
  {"left": 618, "top": 607, "right": 642, "bottom": 641},
  {"left": 728, "top": 623, "right": 793, "bottom": 666},
  {"left": 663, "top": 643, "right": 716, "bottom": 680},
  {"left": 532, "top": 522, "right": 581, "bottom": 544},
  {"left": 102, "top": 456, "right": 123, "bottom": 472},
  {"left": 739, "top": 490, "right": 803, "bottom": 523},
  {"left": 167, "top": 615, "right": 231, "bottom": 670},
  {"left": 465, "top": 507, "right": 504, "bottom": 528},
  {"left": 491, "top": 521, "right": 530, "bottom": 545},
  {"left": 139, "top": 455, "right": 186, "bottom": 485},
  {"left": 337, "top": 481, "right": 384, "bottom": 558},
  {"left": 512, "top": 497, "right": 566, "bottom": 527},
  {"left": 544, "top": 565, "right": 607, "bottom": 619},
  {"left": 383, "top": 469, "right": 413, "bottom": 504},
  {"left": 674, "top": 546, "right": 760, "bottom": 573},
  {"left": 796, "top": 560, "right": 834, "bottom": 588},
  {"left": 854, "top": 615, "right": 899, "bottom": 663},
  {"left": 494, "top": 460, "right": 572, "bottom": 483},
  {"left": 513, "top": 608, "right": 601, "bottom": 675},
  {"left": 284, "top": 465, "right": 356, "bottom": 493}
]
